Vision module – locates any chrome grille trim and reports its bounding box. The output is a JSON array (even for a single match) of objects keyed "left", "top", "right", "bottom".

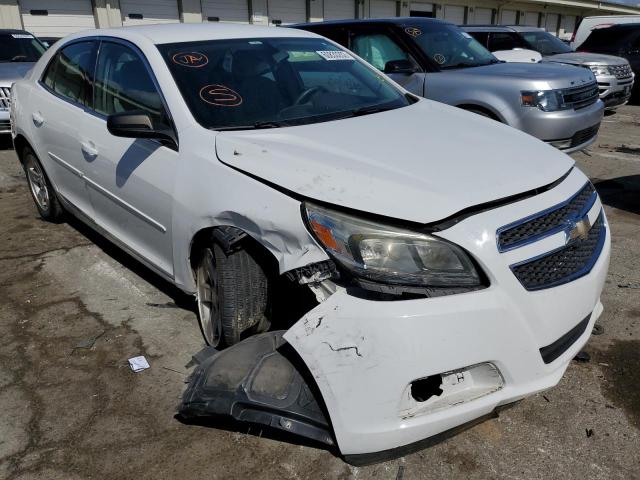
[
  {"left": 609, "top": 64, "right": 633, "bottom": 80},
  {"left": 0, "top": 86, "right": 10, "bottom": 111},
  {"left": 561, "top": 82, "right": 599, "bottom": 110}
]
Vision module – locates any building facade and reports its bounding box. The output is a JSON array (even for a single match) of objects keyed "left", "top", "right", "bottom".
[{"left": 1, "top": 0, "right": 639, "bottom": 40}]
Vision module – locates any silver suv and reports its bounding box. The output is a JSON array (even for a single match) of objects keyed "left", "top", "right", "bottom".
[
  {"left": 294, "top": 18, "right": 604, "bottom": 153},
  {"left": 0, "top": 29, "right": 46, "bottom": 134},
  {"left": 463, "top": 25, "right": 635, "bottom": 109}
]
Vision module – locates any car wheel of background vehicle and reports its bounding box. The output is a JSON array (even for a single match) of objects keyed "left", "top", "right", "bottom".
[
  {"left": 196, "top": 242, "right": 269, "bottom": 347},
  {"left": 22, "top": 147, "right": 63, "bottom": 221},
  {"left": 465, "top": 108, "right": 498, "bottom": 121}
]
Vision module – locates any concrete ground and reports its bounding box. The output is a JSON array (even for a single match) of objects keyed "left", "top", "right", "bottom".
[{"left": 0, "top": 105, "right": 639, "bottom": 480}]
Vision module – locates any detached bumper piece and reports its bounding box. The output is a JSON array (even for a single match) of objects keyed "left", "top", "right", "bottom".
[{"left": 179, "top": 331, "right": 334, "bottom": 447}]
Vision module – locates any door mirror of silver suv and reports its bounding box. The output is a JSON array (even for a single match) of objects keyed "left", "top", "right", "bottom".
[
  {"left": 107, "top": 111, "right": 177, "bottom": 148},
  {"left": 384, "top": 59, "right": 417, "bottom": 75}
]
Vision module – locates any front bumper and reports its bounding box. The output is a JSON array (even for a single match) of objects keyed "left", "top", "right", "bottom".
[
  {"left": 513, "top": 99, "right": 604, "bottom": 153},
  {"left": 284, "top": 167, "right": 610, "bottom": 456},
  {"left": 596, "top": 72, "right": 635, "bottom": 108},
  {"left": 0, "top": 110, "right": 10, "bottom": 134}
]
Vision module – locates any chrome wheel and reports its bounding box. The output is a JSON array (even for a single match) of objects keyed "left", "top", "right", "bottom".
[
  {"left": 26, "top": 156, "right": 49, "bottom": 212},
  {"left": 196, "top": 249, "right": 222, "bottom": 346}
]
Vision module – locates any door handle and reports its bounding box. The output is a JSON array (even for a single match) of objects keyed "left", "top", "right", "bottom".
[
  {"left": 32, "top": 111, "right": 44, "bottom": 127},
  {"left": 81, "top": 141, "right": 99, "bottom": 158}
]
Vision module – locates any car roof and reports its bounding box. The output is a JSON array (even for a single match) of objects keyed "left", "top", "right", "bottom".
[
  {"left": 292, "top": 17, "right": 453, "bottom": 28},
  {"left": 63, "top": 22, "right": 319, "bottom": 45},
  {"left": 594, "top": 22, "right": 640, "bottom": 31},
  {"left": 461, "top": 25, "right": 544, "bottom": 32}
]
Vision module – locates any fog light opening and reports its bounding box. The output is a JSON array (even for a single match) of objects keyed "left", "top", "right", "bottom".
[{"left": 411, "top": 375, "right": 443, "bottom": 402}]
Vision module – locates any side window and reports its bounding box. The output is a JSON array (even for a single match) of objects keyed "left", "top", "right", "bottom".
[
  {"left": 351, "top": 33, "right": 411, "bottom": 71},
  {"left": 94, "top": 42, "right": 167, "bottom": 126},
  {"left": 42, "top": 41, "right": 97, "bottom": 106},
  {"left": 488, "top": 32, "right": 519, "bottom": 51}
]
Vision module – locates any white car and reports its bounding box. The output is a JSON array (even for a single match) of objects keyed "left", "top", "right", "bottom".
[{"left": 11, "top": 23, "right": 610, "bottom": 464}]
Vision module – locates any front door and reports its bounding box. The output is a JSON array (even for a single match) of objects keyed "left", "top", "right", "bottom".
[
  {"left": 349, "top": 30, "right": 425, "bottom": 95},
  {"left": 82, "top": 40, "right": 177, "bottom": 277}
]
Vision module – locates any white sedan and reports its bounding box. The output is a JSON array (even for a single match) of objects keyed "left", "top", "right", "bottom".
[{"left": 11, "top": 23, "right": 610, "bottom": 463}]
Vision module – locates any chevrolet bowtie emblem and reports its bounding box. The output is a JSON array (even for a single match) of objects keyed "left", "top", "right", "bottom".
[{"left": 566, "top": 216, "right": 592, "bottom": 243}]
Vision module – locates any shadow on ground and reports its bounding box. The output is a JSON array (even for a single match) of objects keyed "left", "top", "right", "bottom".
[{"left": 594, "top": 175, "right": 640, "bottom": 216}]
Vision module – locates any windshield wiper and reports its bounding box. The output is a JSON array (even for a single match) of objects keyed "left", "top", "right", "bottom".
[
  {"left": 213, "top": 120, "right": 289, "bottom": 131},
  {"left": 441, "top": 62, "right": 479, "bottom": 70},
  {"left": 350, "top": 105, "right": 397, "bottom": 117}
]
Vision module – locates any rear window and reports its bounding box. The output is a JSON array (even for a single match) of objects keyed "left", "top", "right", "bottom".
[
  {"left": 579, "top": 27, "right": 639, "bottom": 52},
  {"left": 0, "top": 33, "right": 46, "bottom": 63}
]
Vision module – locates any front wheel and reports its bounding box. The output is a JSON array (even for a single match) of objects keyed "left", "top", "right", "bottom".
[
  {"left": 22, "top": 147, "right": 63, "bottom": 221},
  {"left": 196, "top": 242, "right": 269, "bottom": 347}
]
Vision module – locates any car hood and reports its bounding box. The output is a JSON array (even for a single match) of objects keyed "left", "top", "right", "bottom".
[
  {"left": 0, "top": 62, "right": 35, "bottom": 84},
  {"left": 215, "top": 100, "right": 573, "bottom": 224},
  {"left": 543, "top": 52, "right": 629, "bottom": 66}
]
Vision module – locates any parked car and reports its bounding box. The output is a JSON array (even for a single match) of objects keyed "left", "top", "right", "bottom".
[
  {"left": 0, "top": 29, "right": 46, "bottom": 134},
  {"left": 293, "top": 18, "right": 604, "bottom": 153},
  {"left": 11, "top": 23, "right": 610, "bottom": 464},
  {"left": 463, "top": 25, "right": 635, "bottom": 109},
  {"left": 577, "top": 23, "right": 640, "bottom": 101},
  {"left": 571, "top": 15, "right": 640, "bottom": 49}
]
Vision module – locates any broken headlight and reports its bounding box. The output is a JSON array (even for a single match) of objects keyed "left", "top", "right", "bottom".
[{"left": 304, "top": 203, "right": 480, "bottom": 288}]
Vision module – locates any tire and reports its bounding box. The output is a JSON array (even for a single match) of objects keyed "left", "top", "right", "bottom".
[
  {"left": 196, "top": 241, "right": 269, "bottom": 347},
  {"left": 22, "top": 147, "right": 63, "bottom": 221}
]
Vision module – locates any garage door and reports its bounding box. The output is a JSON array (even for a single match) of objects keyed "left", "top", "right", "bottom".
[
  {"left": 410, "top": 2, "right": 433, "bottom": 17},
  {"left": 202, "top": 0, "right": 249, "bottom": 23},
  {"left": 443, "top": 5, "right": 465, "bottom": 25},
  {"left": 474, "top": 7, "right": 492, "bottom": 24},
  {"left": 369, "top": 0, "right": 396, "bottom": 18},
  {"left": 20, "top": 0, "right": 95, "bottom": 37},
  {"left": 120, "top": 0, "right": 180, "bottom": 26},
  {"left": 268, "top": 0, "right": 306, "bottom": 25},
  {"left": 559, "top": 15, "right": 576, "bottom": 40},
  {"left": 523, "top": 11, "right": 539, "bottom": 27},
  {"left": 500, "top": 9, "right": 516, "bottom": 24},
  {"left": 324, "top": 0, "right": 356, "bottom": 20},
  {"left": 545, "top": 13, "right": 559, "bottom": 35}
]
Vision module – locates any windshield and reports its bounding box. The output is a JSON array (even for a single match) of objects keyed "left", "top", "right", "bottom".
[
  {"left": 0, "top": 33, "right": 46, "bottom": 63},
  {"left": 410, "top": 24, "right": 498, "bottom": 69},
  {"left": 520, "top": 31, "right": 572, "bottom": 55},
  {"left": 158, "top": 37, "right": 410, "bottom": 130}
]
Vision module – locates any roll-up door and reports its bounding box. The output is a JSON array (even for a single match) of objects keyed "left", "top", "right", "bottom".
[
  {"left": 559, "top": 15, "right": 576, "bottom": 40},
  {"left": 268, "top": 0, "right": 307, "bottom": 25},
  {"left": 20, "top": 0, "right": 96, "bottom": 37},
  {"left": 545, "top": 13, "right": 559, "bottom": 35},
  {"left": 410, "top": 2, "right": 433, "bottom": 17},
  {"left": 369, "top": 0, "right": 397, "bottom": 18},
  {"left": 500, "top": 9, "right": 516, "bottom": 25},
  {"left": 443, "top": 5, "right": 465, "bottom": 25},
  {"left": 523, "top": 11, "right": 539, "bottom": 27},
  {"left": 119, "top": 0, "right": 180, "bottom": 26},
  {"left": 202, "top": 0, "right": 249, "bottom": 23},
  {"left": 324, "top": 0, "right": 356, "bottom": 20},
  {"left": 474, "top": 7, "right": 492, "bottom": 24}
]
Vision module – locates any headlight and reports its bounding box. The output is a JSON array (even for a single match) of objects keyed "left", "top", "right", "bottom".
[
  {"left": 588, "top": 65, "right": 610, "bottom": 76},
  {"left": 304, "top": 203, "right": 481, "bottom": 287},
  {"left": 521, "top": 90, "right": 566, "bottom": 111}
]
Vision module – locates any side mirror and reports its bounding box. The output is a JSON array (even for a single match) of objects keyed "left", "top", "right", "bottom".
[
  {"left": 107, "top": 110, "right": 177, "bottom": 147},
  {"left": 384, "top": 59, "right": 417, "bottom": 75}
]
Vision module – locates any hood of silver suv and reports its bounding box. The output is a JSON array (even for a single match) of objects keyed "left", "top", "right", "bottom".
[
  {"left": 543, "top": 52, "right": 629, "bottom": 67},
  {"left": 215, "top": 100, "right": 573, "bottom": 224},
  {"left": 0, "top": 62, "right": 35, "bottom": 85}
]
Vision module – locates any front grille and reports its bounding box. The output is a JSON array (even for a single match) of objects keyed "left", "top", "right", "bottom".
[
  {"left": 510, "top": 211, "right": 605, "bottom": 291},
  {"left": 570, "top": 124, "right": 600, "bottom": 148},
  {"left": 609, "top": 64, "right": 633, "bottom": 80},
  {"left": 0, "top": 120, "right": 10, "bottom": 131},
  {"left": 562, "top": 82, "right": 599, "bottom": 110},
  {"left": 0, "top": 87, "right": 10, "bottom": 111},
  {"left": 497, "top": 182, "right": 597, "bottom": 252}
]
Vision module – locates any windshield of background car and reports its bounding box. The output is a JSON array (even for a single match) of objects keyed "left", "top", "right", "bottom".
[
  {"left": 158, "top": 37, "right": 410, "bottom": 130},
  {"left": 0, "top": 33, "right": 46, "bottom": 63},
  {"left": 520, "top": 31, "right": 572, "bottom": 55},
  {"left": 410, "top": 24, "right": 498, "bottom": 69}
]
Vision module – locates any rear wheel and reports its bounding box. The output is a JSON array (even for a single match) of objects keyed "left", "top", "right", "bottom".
[
  {"left": 22, "top": 148, "right": 63, "bottom": 221},
  {"left": 196, "top": 241, "right": 269, "bottom": 347}
]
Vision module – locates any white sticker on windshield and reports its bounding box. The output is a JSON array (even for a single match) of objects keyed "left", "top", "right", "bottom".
[
  {"left": 461, "top": 32, "right": 472, "bottom": 39},
  {"left": 12, "top": 34, "right": 34, "bottom": 39},
  {"left": 316, "top": 50, "right": 354, "bottom": 61}
]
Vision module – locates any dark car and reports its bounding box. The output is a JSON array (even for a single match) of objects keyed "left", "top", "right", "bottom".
[{"left": 577, "top": 23, "right": 640, "bottom": 101}]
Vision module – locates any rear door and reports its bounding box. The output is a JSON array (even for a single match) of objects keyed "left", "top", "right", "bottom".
[
  {"left": 82, "top": 40, "right": 177, "bottom": 276},
  {"left": 32, "top": 40, "right": 97, "bottom": 217}
]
